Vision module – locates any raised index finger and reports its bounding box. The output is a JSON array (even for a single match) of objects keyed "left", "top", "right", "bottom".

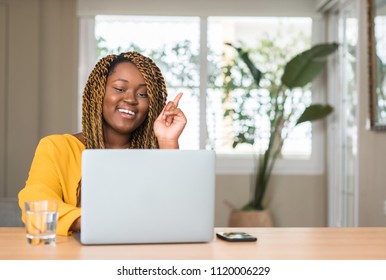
[{"left": 172, "top": 92, "right": 183, "bottom": 106}]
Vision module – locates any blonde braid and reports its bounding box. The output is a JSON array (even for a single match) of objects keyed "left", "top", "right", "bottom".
[{"left": 82, "top": 54, "right": 116, "bottom": 149}]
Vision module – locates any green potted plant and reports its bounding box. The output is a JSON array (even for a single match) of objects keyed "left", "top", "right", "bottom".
[{"left": 223, "top": 41, "right": 338, "bottom": 226}]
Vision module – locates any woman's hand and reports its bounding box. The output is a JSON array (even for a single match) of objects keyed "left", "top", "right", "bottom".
[
  {"left": 70, "top": 217, "right": 81, "bottom": 232},
  {"left": 154, "top": 92, "right": 187, "bottom": 148}
]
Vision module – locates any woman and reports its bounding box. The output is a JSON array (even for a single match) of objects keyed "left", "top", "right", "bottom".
[{"left": 18, "top": 52, "right": 187, "bottom": 235}]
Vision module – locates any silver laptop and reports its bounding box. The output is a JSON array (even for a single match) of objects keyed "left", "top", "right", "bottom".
[{"left": 79, "top": 149, "right": 216, "bottom": 245}]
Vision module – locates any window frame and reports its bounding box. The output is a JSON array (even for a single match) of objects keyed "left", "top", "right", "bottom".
[{"left": 77, "top": 0, "right": 327, "bottom": 175}]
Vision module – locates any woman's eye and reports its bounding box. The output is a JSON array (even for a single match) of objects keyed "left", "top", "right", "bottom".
[
  {"left": 137, "top": 92, "right": 148, "bottom": 98},
  {"left": 113, "top": 87, "right": 124, "bottom": 93}
]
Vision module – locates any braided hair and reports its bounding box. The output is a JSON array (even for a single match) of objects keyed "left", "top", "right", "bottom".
[{"left": 76, "top": 52, "right": 168, "bottom": 206}]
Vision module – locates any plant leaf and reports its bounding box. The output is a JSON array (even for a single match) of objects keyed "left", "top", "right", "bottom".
[
  {"left": 225, "top": 42, "right": 262, "bottom": 86},
  {"left": 296, "top": 104, "right": 334, "bottom": 125},
  {"left": 282, "top": 43, "right": 339, "bottom": 89}
]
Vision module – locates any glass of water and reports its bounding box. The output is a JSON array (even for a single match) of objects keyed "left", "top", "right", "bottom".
[{"left": 24, "top": 200, "right": 58, "bottom": 245}]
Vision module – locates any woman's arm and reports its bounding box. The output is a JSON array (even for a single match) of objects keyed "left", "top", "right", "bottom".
[{"left": 18, "top": 136, "right": 82, "bottom": 235}]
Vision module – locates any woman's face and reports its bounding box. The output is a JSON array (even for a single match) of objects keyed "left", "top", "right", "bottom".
[{"left": 102, "top": 62, "right": 149, "bottom": 137}]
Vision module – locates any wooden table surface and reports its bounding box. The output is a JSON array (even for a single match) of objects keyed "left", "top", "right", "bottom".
[{"left": 1, "top": 227, "right": 386, "bottom": 260}]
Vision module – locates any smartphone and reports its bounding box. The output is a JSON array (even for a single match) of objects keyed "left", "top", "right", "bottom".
[{"left": 216, "top": 232, "right": 257, "bottom": 242}]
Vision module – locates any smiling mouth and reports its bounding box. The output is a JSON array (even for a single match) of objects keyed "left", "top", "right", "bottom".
[{"left": 118, "top": 108, "right": 136, "bottom": 116}]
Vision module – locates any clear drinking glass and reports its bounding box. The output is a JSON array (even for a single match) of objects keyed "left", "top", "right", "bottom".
[{"left": 24, "top": 200, "right": 58, "bottom": 245}]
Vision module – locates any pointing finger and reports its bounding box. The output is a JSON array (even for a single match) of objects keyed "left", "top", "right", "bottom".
[{"left": 172, "top": 92, "right": 183, "bottom": 107}]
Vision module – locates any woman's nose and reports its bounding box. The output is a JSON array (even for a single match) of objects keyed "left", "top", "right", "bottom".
[{"left": 122, "top": 91, "right": 138, "bottom": 104}]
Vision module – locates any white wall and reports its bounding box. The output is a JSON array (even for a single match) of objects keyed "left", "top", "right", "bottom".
[
  {"left": 357, "top": 0, "right": 386, "bottom": 226},
  {"left": 0, "top": 2, "right": 6, "bottom": 197},
  {"left": 0, "top": 0, "right": 78, "bottom": 197},
  {"left": 77, "top": 0, "right": 320, "bottom": 17},
  {"left": 215, "top": 174, "right": 326, "bottom": 227},
  {"left": 1, "top": 0, "right": 40, "bottom": 197}
]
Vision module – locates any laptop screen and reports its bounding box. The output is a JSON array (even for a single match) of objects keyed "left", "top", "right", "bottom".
[{"left": 80, "top": 149, "right": 216, "bottom": 245}]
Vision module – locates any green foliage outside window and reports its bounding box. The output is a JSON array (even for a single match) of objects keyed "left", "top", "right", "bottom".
[
  {"left": 220, "top": 34, "right": 311, "bottom": 150},
  {"left": 96, "top": 37, "right": 201, "bottom": 91}
]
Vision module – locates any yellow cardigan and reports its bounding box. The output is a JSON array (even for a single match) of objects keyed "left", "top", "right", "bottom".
[{"left": 18, "top": 134, "right": 84, "bottom": 236}]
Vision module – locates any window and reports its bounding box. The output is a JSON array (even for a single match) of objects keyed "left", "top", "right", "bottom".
[
  {"left": 77, "top": 1, "right": 326, "bottom": 175},
  {"left": 207, "top": 17, "right": 312, "bottom": 157},
  {"left": 325, "top": 0, "right": 359, "bottom": 227}
]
